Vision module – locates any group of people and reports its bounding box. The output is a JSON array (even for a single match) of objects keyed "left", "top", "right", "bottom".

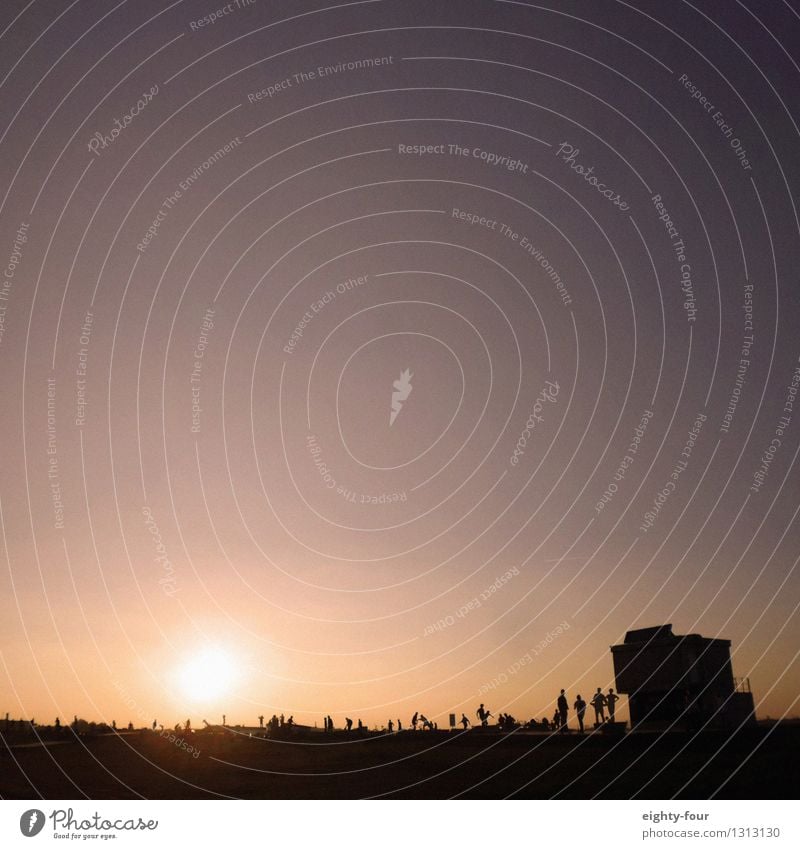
[
  {"left": 555, "top": 687, "right": 620, "bottom": 733},
  {"left": 258, "top": 690, "right": 620, "bottom": 736},
  {"left": 35, "top": 688, "right": 619, "bottom": 740}
]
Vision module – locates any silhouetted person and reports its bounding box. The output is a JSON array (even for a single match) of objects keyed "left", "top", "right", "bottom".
[
  {"left": 541, "top": 717, "right": 550, "bottom": 730},
  {"left": 279, "top": 713, "right": 284, "bottom": 727},
  {"left": 574, "top": 695, "right": 587, "bottom": 733},
  {"left": 223, "top": 714, "right": 227, "bottom": 727},
  {"left": 411, "top": 711, "right": 419, "bottom": 730},
  {"left": 461, "top": 713, "right": 471, "bottom": 729},
  {"left": 476, "top": 703, "right": 491, "bottom": 727},
  {"left": 327, "top": 715, "right": 333, "bottom": 731},
  {"left": 345, "top": 717, "right": 353, "bottom": 731},
  {"left": 551, "top": 709, "right": 560, "bottom": 730},
  {"left": 152, "top": 720, "right": 157, "bottom": 731},
  {"left": 397, "top": 719, "right": 402, "bottom": 731},
  {"left": 287, "top": 715, "right": 294, "bottom": 727},
  {"left": 54, "top": 717, "right": 60, "bottom": 729},
  {"left": 259, "top": 715, "right": 264, "bottom": 729},
  {"left": 387, "top": 719, "right": 394, "bottom": 733},
  {"left": 557, "top": 689, "right": 569, "bottom": 732},
  {"left": 111, "top": 720, "right": 117, "bottom": 731},
  {"left": 606, "top": 688, "right": 619, "bottom": 723},
  {"left": 127, "top": 722, "right": 133, "bottom": 731},
  {"left": 185, "top": 719, "right": 191, "bottom": 730},
  {"left": 591, "top": 688, "right": 606, "bottom": 725}
]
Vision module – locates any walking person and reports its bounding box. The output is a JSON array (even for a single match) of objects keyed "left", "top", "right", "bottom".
[{"left": 574, "top": 694, "right": 587, "bottom": 733}]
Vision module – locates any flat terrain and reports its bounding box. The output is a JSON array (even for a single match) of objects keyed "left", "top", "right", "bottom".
[{"left": 1, "top": 725, "right": 796, "bottom": 799}]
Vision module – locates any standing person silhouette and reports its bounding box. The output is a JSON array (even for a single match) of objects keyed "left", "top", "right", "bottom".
[
  {"left": 591, "top": 688, "right": 606, "bottom": 726},
  {"left": 574, "top": 695, "right": 587, "bottom": 733},
  {"left": 557, "top": 689, "right": 569, "bottom": 732},
  {"left": 388, "top": 719, "right": 394, "bottom": 733},
  {"left": 397, "top": 719, "right": 402, "bottom": 731},
  {"left": 460, "top": 713, "right": 471, "bottom": 729},
  {"left": 411, "top": 711, "right": 419, "bottom": 730},
  {"left": 259, "top": 715, "right": 264, "bottom": 729},
  {"left": 606, "top": 688, "right": 620, "bottom": 723},
  {"left": 345, "top": 717, "right": 353, "bottom": 731}
]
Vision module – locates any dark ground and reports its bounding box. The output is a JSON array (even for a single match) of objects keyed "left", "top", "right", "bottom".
[{"left": 1, "top": 724, "right": 796, "bottom": 799}]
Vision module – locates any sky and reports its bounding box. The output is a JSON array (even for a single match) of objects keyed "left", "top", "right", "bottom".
[{"left": 1, "top": 0, "right": 799, "bottom": 730}]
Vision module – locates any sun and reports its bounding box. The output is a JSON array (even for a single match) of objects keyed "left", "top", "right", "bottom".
[{"left": 177, "top": 646, "right": 241, "bottom": 703}]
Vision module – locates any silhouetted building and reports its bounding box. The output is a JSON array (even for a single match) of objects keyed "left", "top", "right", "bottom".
[{"left": 611, "top": 624, "right": 755, "bottom": 729}]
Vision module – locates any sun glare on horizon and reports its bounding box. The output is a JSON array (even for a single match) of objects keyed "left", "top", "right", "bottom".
[{"left": 177, "top": 647, "right": 241, "bottom": 703}]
